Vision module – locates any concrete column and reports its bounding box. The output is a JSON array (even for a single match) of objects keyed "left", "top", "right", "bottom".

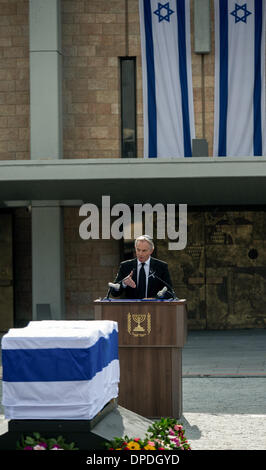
[
  {"left": 32, "top": 202, "right": 65, "bottom": 320},
  {"left": 29, "top": 0, "right": 65, "bottom": 319}
]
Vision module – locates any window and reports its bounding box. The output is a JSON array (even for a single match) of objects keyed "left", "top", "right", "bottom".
[{"left": 120, "top": 57, "right": 137, "bottom": 158}]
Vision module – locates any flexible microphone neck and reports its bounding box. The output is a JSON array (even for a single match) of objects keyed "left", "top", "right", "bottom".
[{"left": 149, "top": 270, "right": 178, "bottom": 300}]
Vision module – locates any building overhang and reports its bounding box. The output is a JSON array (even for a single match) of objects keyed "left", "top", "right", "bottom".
[{"left": 1, "top": 157, "right": 266, "bottom": 207}]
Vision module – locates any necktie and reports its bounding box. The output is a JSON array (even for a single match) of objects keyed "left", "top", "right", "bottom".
[{"left": 138, "top": 263, "right": 146, "bottom": 298}]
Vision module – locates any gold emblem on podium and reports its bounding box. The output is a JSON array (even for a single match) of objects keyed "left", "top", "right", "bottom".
[{"left": 128, "top": 312, "right": 151, "bottom": 337}]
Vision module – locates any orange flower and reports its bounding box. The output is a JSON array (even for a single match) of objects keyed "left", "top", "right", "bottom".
[{"left": 144, "top": 444, "right": 156, "bottom": 450}]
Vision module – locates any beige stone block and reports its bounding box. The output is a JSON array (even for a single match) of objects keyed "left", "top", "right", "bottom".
[
  {"left": 205, "top": 75, "right": 214, "bottom": 87},
  {"left": 0, "top": 151, "right": 15, "bottom": 160},
  {"left": 65, "top": 78, "right": 88, "bottom": 91},
  {"left": 68, "top": 103, "right": 89, "bottom": 114},
  {"left": 0, "top": 3, "right": 17, "bottom": 15},
  {"left": 18, "top": 127, "right": 29, "bottom": 140},
  {"left": 9, "top": 15, "right": 28, "bottom": 27},
  {"left": 96, "top": 43, "right": 124, "bottom": 57},
  {"left": 76, "top": 34, "right": 102, "bottom": 46},
  {"left": 74, "top": 13, "right": 95, "bottom": 24},
  {"left": 15, "top": 104, "right": 30, "bottom": 115},
  {"left": 102, "top": 23, "right": 125, "bottom": 35},
  {"left": 15, "top": 79, "right": 28, "bottom": 91},
  {"left": 0, "top": 141, "right": 9, "bottom": 152},
  {"left": 95, "top": 13, "right": 116, "bottom": 23},
  {"left": 96, "top": 90, "right": 118, "bottom": 103},
  {"left": 71, "top": 89, "right": 95, "bottom": 103},
  {"left": 0, "top": 127, "right": 18, "bottom": 141},
  {"left": 75, "top": 127, "right": 91, "bottom": 140},
  {"left": 8, "top": 139, "right": 29, "bottom": 151},
  {"left": 0, "top": 37, "right": 12, "bottom": 47},
  {"left": 87, "top": 57, "right": 106, "bottom": 67},
  {"left": 97, "top": 138, "right": 119, "bottom": 151},
  {"left": 0, "top": 116, "right": 8, "bottom": 127},
  {"left": 74, "top": 114, "right": 97, "bottom": 127},
  {"left": 62, "top": 1, "right": 85, "bottom": 13},
  {"left": 0, "top": 104, "right": 16, "bottom": 115},
  {"left": 0, "top": 68, "right": 17, "bottom": 80},
  {"left": 77, "top": 45, "right": 96, "bottom": 57},
  {"left": 87, "top": 78, "right": 108, "bottom": 90},
  {"left": 4, "top": 47, "right": 26, "bottom": 58},
  {"left": 62, "top": 23, "right": 80, "bottom": 35},
  {"left": 79, "top": 23, "right": 102, "bottom": 35},
  {"left": 8, "top": 115, "right": 28, "bottom": 127},
  {"left": 90, "top": 126, "right": 109, "bottom": 139},
  {"left": 95, "top": 113, "right": 118, "bottom": 126},
  {"left": 63, "top": 56, "right": 87, "bottom": 67},
  {"left": 0, "top": 80, "right": 15, "bottom": 92},
  {"left": 15, "top": 151, "right": 29, "bottom": 160},
  {"left": 107, "top": 57, "right": 118, "bottom": 67},
  {"left": 93, "top": 103, "right": 111, "bottom": 114},
  {"left": 111, "top": 103, "right": 119, "bottom": 115},
  {"left": 63, "top": 45, "right": 78, "bottom": 57}
]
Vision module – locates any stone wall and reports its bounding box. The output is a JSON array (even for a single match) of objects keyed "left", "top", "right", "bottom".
[
  {"left": 157, "top": 208, "right": 266, "bottom": 329},
  {"left": 0, "top": 0, "right": 29, "bottom": 161}
]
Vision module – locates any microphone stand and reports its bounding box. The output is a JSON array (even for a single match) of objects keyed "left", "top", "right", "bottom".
[
  {"left": 103, "top": 287, "right": 112, "bottom": 301},
  {"left": 148, "top": 271, "right": 178, "bottom": 300}
]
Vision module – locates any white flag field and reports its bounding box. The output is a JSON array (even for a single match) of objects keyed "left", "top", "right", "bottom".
[
  {"left": 139, "top": 0, "right": 195, "bottom": 158},
  {"left": 214, "top": 0, "right": 266, "bottom": 157}
]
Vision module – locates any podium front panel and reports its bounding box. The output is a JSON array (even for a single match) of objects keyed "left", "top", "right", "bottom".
[{"left": 94, "top": 300, "right": 187, "bottom": 418}]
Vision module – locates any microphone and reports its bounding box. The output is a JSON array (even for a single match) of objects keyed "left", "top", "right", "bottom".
[
  {"left": 108, "top": 282, "right": 121, "bottom": 290},
  {"left": 149, "top": 270, "right": 178, "bottom": 300},
  {"left": 156, "top": 286, "right": 167, "bottom": 298},
  {"left": 103, "top": 282, "right": 121, "bottom": 300}
]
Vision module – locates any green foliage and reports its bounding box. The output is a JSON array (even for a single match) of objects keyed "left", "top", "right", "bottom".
[{"left": 16, "top": 432, "right": 79, "bottom": 450}]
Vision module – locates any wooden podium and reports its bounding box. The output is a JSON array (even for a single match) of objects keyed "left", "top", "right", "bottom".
[{"left": 94, "top": 299, "right": 187, "bottom": 419}]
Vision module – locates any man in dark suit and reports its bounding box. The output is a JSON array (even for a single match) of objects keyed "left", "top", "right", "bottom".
[{"left": 110, "top": 235, "right": 175, "bottom": 299}]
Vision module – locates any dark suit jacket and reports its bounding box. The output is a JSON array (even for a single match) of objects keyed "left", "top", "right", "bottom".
[{"left": 111, "top": 257, "right": 173, "bottom": 299}]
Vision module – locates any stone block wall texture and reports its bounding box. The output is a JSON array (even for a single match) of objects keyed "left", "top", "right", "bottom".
[
  {"left": 0, "top": 0, "right": 30, "bottom": 161},
  {"left": 0, "top": 0, "right": 214, "bottom": 160}
]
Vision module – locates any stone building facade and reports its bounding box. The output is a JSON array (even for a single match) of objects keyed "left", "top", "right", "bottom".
[{"left": 0, "top": 1, "right": 265, "bottom": 331}]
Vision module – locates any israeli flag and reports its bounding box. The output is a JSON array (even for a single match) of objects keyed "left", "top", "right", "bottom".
[
  {"left": 2, "top": 321, "right": 119, "bottom": 420},
  {"left": 214, "top": 0, "right": 266, "bottom": 156},
  {"left": 139, "top": 0, "right": 195, "bottom": 158}
]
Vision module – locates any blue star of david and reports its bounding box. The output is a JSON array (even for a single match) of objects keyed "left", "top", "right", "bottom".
[
  {"left": 154, "top": 2, "right": 174, "bottom": 22},
  {"left": 230, "top": 3, "right": 252, "bottom": 23}
]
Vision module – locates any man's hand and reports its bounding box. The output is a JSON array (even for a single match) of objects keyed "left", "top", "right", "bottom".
[{"left": 122, "top": 270, "right": 136, "bottom": 288}]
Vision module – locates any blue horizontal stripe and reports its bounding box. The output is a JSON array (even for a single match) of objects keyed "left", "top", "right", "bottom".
[{"left": 2, "top": 329, "right": 118, "bottom": 382}]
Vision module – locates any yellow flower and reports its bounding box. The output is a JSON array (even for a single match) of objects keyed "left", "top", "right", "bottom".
[
  {"left": 144, "top": 445, "right": 156, "bottom": 450},
  {"left": 127, "top": 441, "right": 141, "bottom": 450}
]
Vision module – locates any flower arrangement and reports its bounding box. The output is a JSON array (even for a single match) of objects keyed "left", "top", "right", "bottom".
[
  {"left": 16, "top": 432, "right": 78, "bottom": 450},
  {"left": 105, "top": 417, "right": 191, "bottom": 450}
]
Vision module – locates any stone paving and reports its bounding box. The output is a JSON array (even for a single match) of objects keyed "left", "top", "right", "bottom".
[
  {"left": 181, "top": 329, "right": 266, "bottom": 450},
  {"left": 1, "top": 329, "right": 266, "bottom": 450}
]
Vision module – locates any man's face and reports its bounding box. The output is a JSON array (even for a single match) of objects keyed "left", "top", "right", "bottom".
[{"left": 135, "top": 240, "right": 154, "bottom": 263}]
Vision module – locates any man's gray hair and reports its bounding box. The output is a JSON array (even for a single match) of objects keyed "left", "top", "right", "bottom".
[{"left": 135, "top": 235, "right": 154, "bottom": 250}]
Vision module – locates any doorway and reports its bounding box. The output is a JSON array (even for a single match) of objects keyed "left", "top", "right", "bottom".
[{"left": 0, "top": 212, "right": 14, "bottom": 332}]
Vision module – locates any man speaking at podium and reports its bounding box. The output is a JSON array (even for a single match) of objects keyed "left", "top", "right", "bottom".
[{"left": 110, "top": 235, "right": 174, "bottom": 299}]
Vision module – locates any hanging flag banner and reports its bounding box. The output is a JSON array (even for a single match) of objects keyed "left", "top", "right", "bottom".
[
  {"left": 214, "top": 0, "right": 266, "bottom": 157},
  {"left": 139, "top": 0, "right": 195, "bottom": 158}
]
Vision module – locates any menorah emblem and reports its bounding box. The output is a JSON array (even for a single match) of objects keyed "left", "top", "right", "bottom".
[
  {"left": 132, "top": 314, "right": 146, "bottom": 332},
  {"left": 128, "top": 312, "right": 151, "bottom": 337}
]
